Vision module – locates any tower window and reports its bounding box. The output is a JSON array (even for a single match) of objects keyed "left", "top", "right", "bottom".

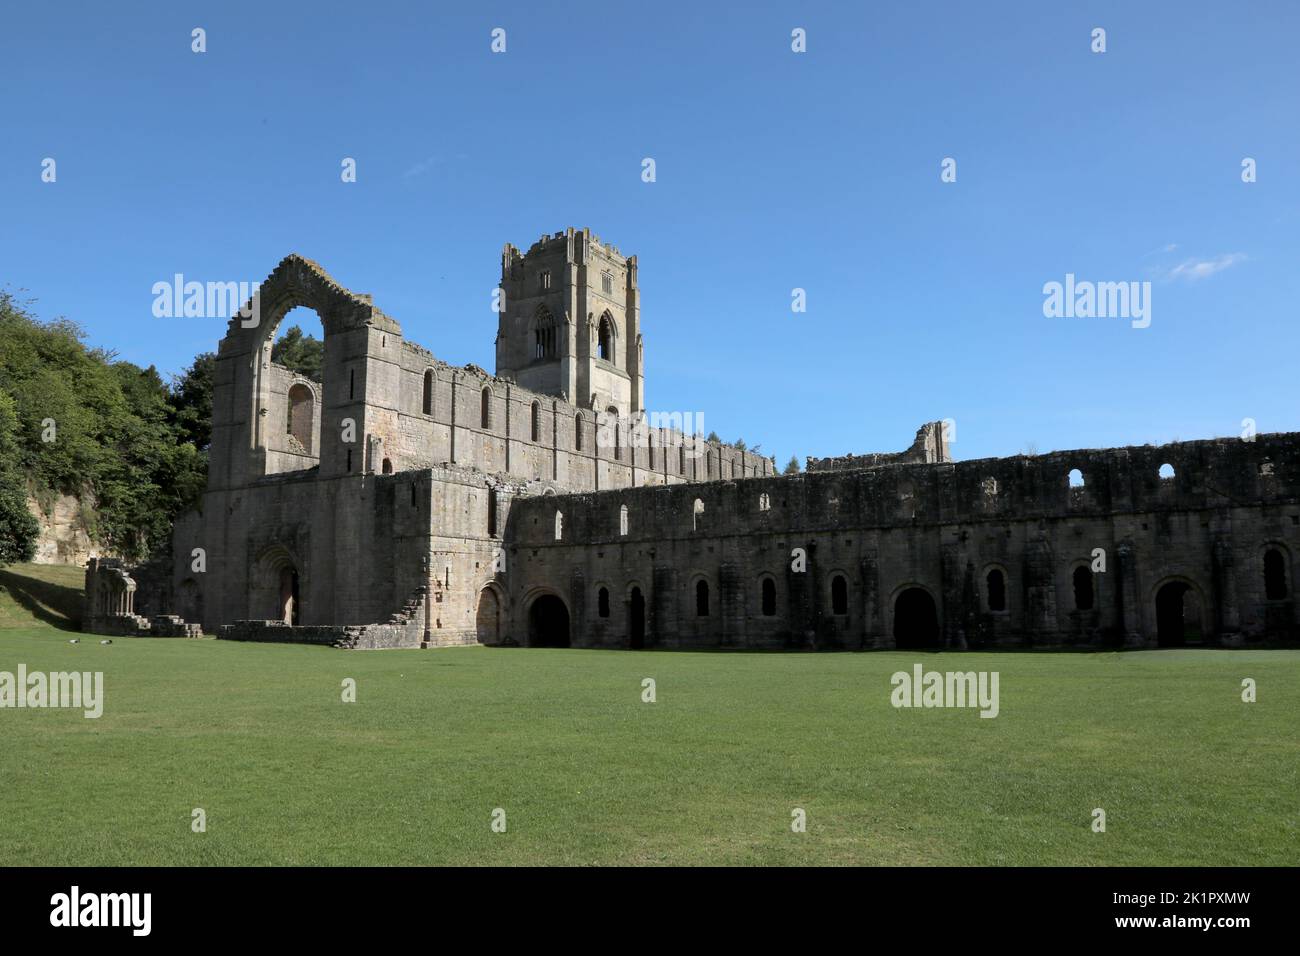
[
  {"left": 574, "top": 414, "right": 584, "bottom": 451},
  {"left": 480, "top": 387, "right": 492, "bottom": 429},
  {"left": 619, "top": 504, "right": 628, "bottom": 536},
  {"left": 598, "top": 587, "right": 609, "bottom": 618},
  {"left": 533, "top": 306, "right": 557, "bottom": 360},
  {"left": 422, "top": 369, "right": 434, "bottom": 415},
  {"left": 598, "top": 314, "right": 614, "bottom": 362},
  {"left": 539, "top": 270, "right": 551, "bottom": 291},
  {"left": 531, "top": 401, "right": 541, "bottom": 442},
  {"left": 696, "top": 580, "right": 710, "bottom": 617},
  {"left": 761, "top": 577, "right": 776, "bottom": 617},
  {"left": 601, "top": 272, "right": 613, "bottom": 294}
]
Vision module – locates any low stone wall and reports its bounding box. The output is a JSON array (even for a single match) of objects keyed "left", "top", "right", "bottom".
[
  {"left": 151, "top": 615, "right": 202, "bottom": 638},
  {"left": 219, "top": 587, "right": 432, "bottom": 649},
  {"left": 219, "top": 621, "right": 348, "bottom": 646}
]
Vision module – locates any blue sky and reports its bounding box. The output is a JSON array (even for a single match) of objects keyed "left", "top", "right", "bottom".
[{"left": 3, "top": 1, "right": 1298, "bottom": 466}]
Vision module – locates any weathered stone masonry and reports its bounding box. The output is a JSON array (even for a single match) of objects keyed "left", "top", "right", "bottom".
[
  {"left": 84, "top": 227, "right": 1299, "bottom": 651},
  {"left": 505, "top": 435, "right": 1300, "bottom": 650},
  {"left": 95, "top": 230, "right": 771, "bottom": 647}
]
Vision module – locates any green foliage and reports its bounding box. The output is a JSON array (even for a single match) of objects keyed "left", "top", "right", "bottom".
[
  {"left": 169, "top": 352, "right": 215, "bottom": 452},
  {"left": 784, "top": 455, "right": 800, "bottom": 475},
  {"left": 271, "top": 325, "right": 323, "bottom": 382},
  {"left": 706, "top": 430, "right": 721, "bottom": 443},
  {"left": 733, "top": 437, "right": 747, "bottom": 451},
  {"left": 0, "top": 292, "right": 208, "bottom": 561},
  {"left": 0, "top": 392, "right": 39, "bottom": 566}
]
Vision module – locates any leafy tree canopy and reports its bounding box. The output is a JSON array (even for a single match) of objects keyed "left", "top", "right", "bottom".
[
  {"left": 271, "top": 325, "right": 323, "bottom": 382},
  {"left": 0, "top": 291, "right": 207, "bottom": 562}
]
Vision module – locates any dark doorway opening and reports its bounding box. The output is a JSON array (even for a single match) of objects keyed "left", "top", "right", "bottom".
[
  {"left": 279, "top": 566, "right": 300, "bottom": 625},
  {"left": 1156, "top": 582, "right": 1202, "bottom": 647},
  {"left": 629, "top": 587, "right": 645, "bottom": 649},
  {"left": 528, "top": 594, "right": 570, "bottom": 648},
  {"left": 894, "top": 587, "right": 940, "bottom": 649}
]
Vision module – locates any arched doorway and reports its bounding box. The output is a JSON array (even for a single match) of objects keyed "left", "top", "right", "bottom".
[
  {"left": 1156, "top": 581, "right": 1203, "bottom": 647},
  {"left": 894, "top": 587, "right": 940, "bottom": 649},
  {"left": 528, "top": 594, "right": 570, "bottom": 648},
  {"left": 476, "top": 587, "right": 501, "bottom": 645},
  {"left": 279, "top": 566, "right": 300, "bottom": 625},
  {"left": 629, "top": 587, "right": 645, "bottom": 649}
]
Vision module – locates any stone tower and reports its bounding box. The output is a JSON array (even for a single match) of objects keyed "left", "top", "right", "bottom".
[{"left": 496, "top": 227, "right": 644, "bottom": 419}]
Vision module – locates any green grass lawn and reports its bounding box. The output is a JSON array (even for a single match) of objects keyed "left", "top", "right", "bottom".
[{"left": 0, "top": 564, "right": 1296, "bottom": 865}]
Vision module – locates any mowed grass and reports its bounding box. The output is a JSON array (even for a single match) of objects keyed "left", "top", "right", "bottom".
[{"left": 0, "top": 566, "right": 1296, "bottom": 865}]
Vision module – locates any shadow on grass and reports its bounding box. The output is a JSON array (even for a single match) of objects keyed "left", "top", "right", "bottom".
[{"left": 0, "top": 570, "right": 84, "bottom": 631}]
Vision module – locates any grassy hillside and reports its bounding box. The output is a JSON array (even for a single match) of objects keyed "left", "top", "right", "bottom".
[
  {"left": 0, "top": 562, "right": 84, "bottom": 629},
  {"left": 0, "top": 609, "right": 1295, "bottom": 865}
]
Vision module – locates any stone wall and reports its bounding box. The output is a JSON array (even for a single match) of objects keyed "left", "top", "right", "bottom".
[
  {"left": 807, "top": 421, "right": 952, "bottom": 472},
  {"left": 501, "top": 433, "right": 1300, "bottom": 650}
]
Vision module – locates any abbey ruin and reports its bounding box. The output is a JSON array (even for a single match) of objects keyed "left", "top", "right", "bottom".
[{"left": 86, "top": 228, "right": 1300, "bottom": 650}]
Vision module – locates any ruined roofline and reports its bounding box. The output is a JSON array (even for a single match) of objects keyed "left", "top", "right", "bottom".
[
  {"left": 221, "top": 252, "right": 400, "bottom": 343},
  {"left": 225, "top": 250, "right": 771, "bottom": 477},
  {"left": 807, "top": 421, "right": 952, "bottom": 473},
  {"left": 525, "top": 430, "right": 1300, "bottom": 508}
]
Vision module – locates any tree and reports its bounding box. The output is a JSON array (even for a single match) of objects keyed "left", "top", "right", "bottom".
[
  {"left": 733, "top": 437, "right": 747, "bottom": 451},
  {"left": 169, "top": 352, "right": 215, "bottom": 452},
  {"left": 0, "top": 392, "right": 39, "bottom": 566},
  {"left": 706, "top": 430, "right": 721, "bottom": 444},
  {"left": 271, "top": 326, "right": 323, "bottom": 382},
  {"left": 784, "top": 456, "right": 800, "bottom": 475},
  {"left": 0, "top": 292, "right": 207, "bottom": 561}
]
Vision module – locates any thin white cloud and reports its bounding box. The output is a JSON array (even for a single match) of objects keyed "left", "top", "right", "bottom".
[
  {"left": 401, "top": 156, "right": 441, "bottom": 179},
  {"left": 1165, "top": 252, "right": 1246, "bottom": 281}
]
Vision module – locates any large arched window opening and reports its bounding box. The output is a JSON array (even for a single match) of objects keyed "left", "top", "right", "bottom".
[
  {"left": 265, "top": 305, "right": 325, "bottom": 475},
  {"left": 598, "top": 314, "right": 615, "bottom": 362}
]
